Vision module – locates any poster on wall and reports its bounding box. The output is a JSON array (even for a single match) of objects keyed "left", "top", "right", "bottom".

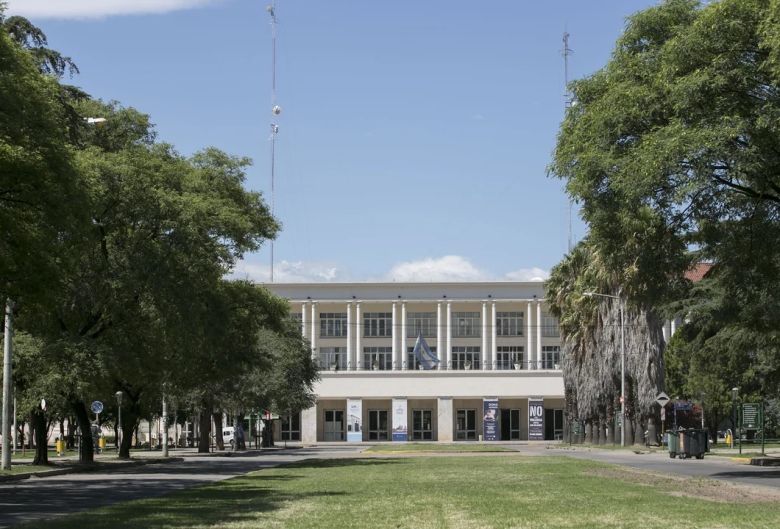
[
  {"left": 483, "top": 399, "right": 499, "bottom": 441},
  {"left": 346, "top": 399, "right": 362, "bottom": 442},
  {"left": 528, "top": 398, "right": 544, "bottom": 440},
  {"left": 392, "top": 398, "right": 408, "bottom": 441}
]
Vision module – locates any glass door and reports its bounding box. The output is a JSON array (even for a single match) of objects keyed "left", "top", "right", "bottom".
[
  {"left": 455, "top": 409, "right": 477, "bottom": 440},
  {"left": 324, "top": 410, "right": 344, "bottom": 441},
  {"left": 412, "top": 410, "right": 433, "bottom": 440},
  {"left": 368, "top": 410, "right": 389, "bottom": 440}
]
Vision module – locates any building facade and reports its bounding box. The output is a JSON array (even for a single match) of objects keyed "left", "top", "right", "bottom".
[{"left": 266, "top": 282, "right": 564, "bottom": 443}]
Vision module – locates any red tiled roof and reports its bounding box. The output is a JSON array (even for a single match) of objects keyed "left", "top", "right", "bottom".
[{"left": 684, "top": 263, "right": 713, "bottom": 283}]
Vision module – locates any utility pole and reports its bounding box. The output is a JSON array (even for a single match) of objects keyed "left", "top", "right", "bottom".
[
  {"left": 161, "top": 391, "right": 168, "bottom": 458},
  {"left": 268, "top": 1, "right": 281, "bottom": 283},
  {"left": 2, "top": 299, "right": 14, "bottom": 470}
]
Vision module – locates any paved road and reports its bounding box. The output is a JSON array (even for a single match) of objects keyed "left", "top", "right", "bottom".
[
  {"left": 0, "top": 447, "right": 362, "bottom": 529},
  {"left": 543, "top": 445, "right": 780, "bottom": 489}
]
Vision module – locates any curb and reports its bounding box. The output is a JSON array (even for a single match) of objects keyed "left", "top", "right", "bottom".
[
  {"left": 0, "top": 457, "right": 184, "bottom": 483},
  {"left": 750, "top": 458, "right": 780, "bottom": 466}
]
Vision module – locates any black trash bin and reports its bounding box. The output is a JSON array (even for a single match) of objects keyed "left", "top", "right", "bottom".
[{"left": 670, "top": 428, "right": 708, "bottom": 459}]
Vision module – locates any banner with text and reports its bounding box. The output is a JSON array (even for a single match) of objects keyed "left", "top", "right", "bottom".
[
  {"left": 483, "top": 399, "right": 499, "bottom": 441},
  {"left": 392, "top": 398, "right": 408, "bottom": 441},
  {"left": 528, "top": 399, "right": 544, "bottom": 441},
  {"left": 347, "top": 399, "right": 362, "bottom": 442}
]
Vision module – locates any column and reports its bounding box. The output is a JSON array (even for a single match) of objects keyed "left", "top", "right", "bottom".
[
  {"left": 356, "top": 302, "right": 362, "bottom": 369},
  {"left": 301, "top": 405, "right": 317, "bottom": 444},
  {"left": 401, "top": 302, "right": 407, "bottom": 370},
  {"left": 536, "top": 301, "right": 543, "bottom": 370},
  {"left": 436, "top": 302, "right": 443, "bottom": 370},
  {"left": 526, "top": 300, "right": 533, "bottom": 370},
  {"left": 301, "top": 301, "right": 308, "bottom": 339},
  {"left": 445, "top": 301, "right": 452, "bottom": 370},
  {"left": 346, "top": 301, "right": 354, "bottom": 370},
  {"left": 481, "top": 301, "right": 488, "bottom": 370},
  {"left": 491, "top": 301, "right": 497, "bottom": 370},
  {"left": 310, "top": 301, "right": 318, "bottom": 362},
  {"left": 392, "top": 301, "right": 399, "bottom": 370},
  {"left": 437, "top": 397, "right": 453, "bottom": 442}
]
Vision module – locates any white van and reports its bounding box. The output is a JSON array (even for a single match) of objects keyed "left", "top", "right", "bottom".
[{"left": 222, "top": 427, "right": 234, "bottom": 449}]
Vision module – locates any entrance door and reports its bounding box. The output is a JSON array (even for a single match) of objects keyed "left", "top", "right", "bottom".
[
  {"left": 324, "top": 410, "right": 344, "bottom": 441},
  {"left": 368, "top": 410, "right": 389, "bottom": 440},
  {"left": 500, "top": 409, "right": 511, "bottom": 440},
  {"left": 544, "top": 409, "right": 564, "bottom": 440},
  {"left": 412, "top": 410, "right": 433, "bottom": 440},
  {"left": 455, "top": 409, "right": 477, "bottom": 440}
]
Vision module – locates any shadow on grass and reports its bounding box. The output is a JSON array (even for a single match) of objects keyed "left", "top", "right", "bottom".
[{"left": 281, "top": 458, "right": 405, "bottom": 470}]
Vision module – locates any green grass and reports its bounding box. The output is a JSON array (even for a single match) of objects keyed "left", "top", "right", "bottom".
[
  {"left": 364, "top": 442, "right": 512, "bottom": 453},
  {"left": 25, "top": 455, "right": 780, "bottom": 529},
  {"left": 0, "top": 464, "right": 53, "bottom": 476}
]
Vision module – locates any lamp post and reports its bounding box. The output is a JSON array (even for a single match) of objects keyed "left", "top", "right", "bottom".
[
  {"left": 585, "top": 291, "right": 626, "bottom": 447},
  {"left": 115, "top": 391, "right": 123, "bottom": 454},
  {"left": 731, "top": 387, "right": 738, "bottom": 449},
  {"left": 1, "top": 300, "right": 13, "bottom": 470}
]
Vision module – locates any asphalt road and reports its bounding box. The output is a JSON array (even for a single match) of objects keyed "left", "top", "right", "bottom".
[{"left": 1, "top": 444, "right": 778, "bottom": 528}]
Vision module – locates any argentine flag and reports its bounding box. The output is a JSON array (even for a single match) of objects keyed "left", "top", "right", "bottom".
[{"left": 412, "top": 334, "right": 440, "bottom": 370}]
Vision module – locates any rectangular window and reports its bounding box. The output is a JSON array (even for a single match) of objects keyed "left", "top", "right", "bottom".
[
  {"left": 542, "top": 345, "right": 561, "bottom": 370},
  {"left": 455, "top": 409, "right": 477, "bottom": 440},
  {"left": 541, "top": 314, "right": 560, "bottom": 337},
  {"left": 412, "top": 410, "right": 433, "bottom": 440},
  {"left": 281, "top": 413, "right": 300, "bottom": 441},
  {"left": 451, "top": 346, "right": 480, "bottom": 370},
  {"left": 368, "top": 410, "right": 389, "bottom": 440},
  {"left": 496, "top": 345, "right": 524, "bottom": 370},
  {"left": 363, "top": 312, "right": 392, "bottom": 337},
  {"left": 320, "top": 313, "right": 347, "bottom": 337},
  {"left": 324, "top": 410, "right": 344, "bottom": 442},
  {"left": 407, "top": 346, "right": 437, "bottom": 370},
  {"left": 363, "top": 346, "right": 393, "bottom": 370},
  {"left": 509, "top": 409, "right": 521, "bottom": 440},
  {"left": 319, "top": 347, "right": 347, "bottom": 370},
  {"left": 290, "top": 313, "right": 303, "bottom": 334},
  {"left": 496, "top": 311, "right": 523, "bottom": 336},
  {"left": 453, "top": 312, "right": 481, "bottom": 337},
  {"left": 407, "top": 312, "right": 437, "bottom": 338}
]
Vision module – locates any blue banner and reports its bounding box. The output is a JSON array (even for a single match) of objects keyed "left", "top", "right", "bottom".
[
  {"left": 392, "top": 398, "right": 408, "bottom": 441},
  {"left": 346, "top": 399, "right": 362, "bottom": 442},
  {"left": 483, "top": 399, "right": 499, "bottom": 441}
]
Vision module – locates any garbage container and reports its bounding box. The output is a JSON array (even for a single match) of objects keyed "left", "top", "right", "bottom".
[
  {"left": 667, "top": 431, "right": 680, "bottom": 458},
  {"left": 682, "top": 429, "right": 708, "bottom": 459}
]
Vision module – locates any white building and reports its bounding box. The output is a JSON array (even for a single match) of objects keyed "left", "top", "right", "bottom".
[{"left": 266, "top": 282, "right": 564, "bottom": 443}]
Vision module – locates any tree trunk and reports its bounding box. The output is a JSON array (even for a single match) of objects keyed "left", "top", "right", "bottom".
[
  {"left": 212, "top": 412, "right": 224, "bottom": 450},
  {"left": 646, "top": 416, "right": 658, "bottom": 446},
  {"left": 634, "top": 417, "right": 644, "bottom": 445},
  {"left": 599, "top": 421, "right": 607, "bottom": 445},
  {"left": 119, "top": 411, "right": 139, "bottom": 459},
  {"left": 66, "top": 417, "right": 75, "bottom": 449},
  {"left": 235, "top": 413, "right": 247, "bottom": 450},
  {"left": 198, "top": 406, "right": 212, "bottom": 453},
  {"left": 72, "top": 400, "right": 94, "bottom": 463},
  {"left": 584, "top": 421, "right": 592, "bottom": 443},
  {"left": 624, "top": 417, "right": 633, "bottom": 446},
  {"left": 31, "top": 408, "right": 49, "bottom": 466}
]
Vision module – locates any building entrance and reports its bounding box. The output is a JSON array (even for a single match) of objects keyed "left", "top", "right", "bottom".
[
  {"left": 412, "top": 410, "right": 433, "bottom": 440},
  {"left": 368, "top": 410, "right": 389, "bottom": 440},
  {"left": 324, "top": 410, "right": 344, "bottom": 441},
  {"left": 544, "top": 409, "right": 564, "bottom": 440},
  {"left": 500, "top": 409, "right": 522, "bottom": 440},
  {"left": 455, "top": 409, "right": 477, "bottom": 440}
]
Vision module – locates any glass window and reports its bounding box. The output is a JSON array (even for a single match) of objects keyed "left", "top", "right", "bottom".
[
  {"left": 496, "top": 311, "right": 523, "bottom": 336},
  {"left": 319, "top": 347, "right": 347, "bottom": 370},
  {"left": 541, "top": 314, "right": 560, "bottom": 337},
  {"left": 363, "top": 312, "right": 392, "bottom": 337},
  {"left": 453, "top": 312, "right": 481, "bottom": 337},
  {"left": 455, "top": 409, "right": 477, "bottom": 440},
  {"left": 542, "top": 346, "right": 561, "bottom": 369},
  {"left": 290, "top": 313, "right": 303, "bottom": 334},
  {"left": 407, "top": 312, "right": 437, "bottom": 338},
  {"left": 320, "top": 313, "right": 347, "bottom": 337},
  {"left": 368, "top": 410, "right": 389, "bottom": 440},
  {"left": 363, "top": 346, "right": 393, "bottom": 370},
  {"left": 496, "top": 345, "right": 524, "bottom": 370},
  {"left": 412, "top": 410, "right": 433, "bottom": 440},
  {"left": 451, "top": 346, "right": 480, "bottom": 370}
]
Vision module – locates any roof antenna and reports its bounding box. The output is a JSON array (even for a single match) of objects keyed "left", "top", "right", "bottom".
[{"left": 268, "top": 2, "right": 282, "bottom": 282}]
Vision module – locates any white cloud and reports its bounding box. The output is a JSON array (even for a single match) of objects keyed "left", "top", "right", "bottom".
[
  {"left": 386, "top": 255, "right": 486, "bottom": 282},
  {"left": 504, "top": 267, "right": 549, "bottom": 282},
  {"left": 229, "top": 259, "right": 345, "bottom": 284},
  {"left": 7, "top": 0, "right": 222, "bottom": 19}
]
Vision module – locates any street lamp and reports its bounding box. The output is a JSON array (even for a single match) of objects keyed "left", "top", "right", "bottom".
[
  {"left": 584, "top": 291, "right": 626, "bottom": 447},
  {"left": 731, "top": 387, "right": 739, "bottom": 449},
  {"left": 115, "top": 391, "right": 123, "bottom": 454}
]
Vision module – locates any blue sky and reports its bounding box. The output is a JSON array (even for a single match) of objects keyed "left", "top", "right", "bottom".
[{"left": 10, "top": 0, "right": 657, "bottom": 283}]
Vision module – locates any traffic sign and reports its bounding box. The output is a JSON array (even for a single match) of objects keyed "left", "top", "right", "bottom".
[
  {"left": 656, "top": 392, "right": 670, "bottom": 407},
  {"left": 91, "top": 400, "right": 104, "bottom": 414}
]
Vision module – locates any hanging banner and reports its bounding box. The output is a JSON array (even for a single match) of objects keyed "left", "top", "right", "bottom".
[
  {"left": 392, "top": 398, "right": 408, "bottom": 441},
  {"left": 483, "top": 399, "right": 499, "bottom": 441},
  {"left": 346, "top": 399, "right": 362, "bottom": 442},
  {"left": 528, "top": 399, "right": 544, "bottom": 440}
]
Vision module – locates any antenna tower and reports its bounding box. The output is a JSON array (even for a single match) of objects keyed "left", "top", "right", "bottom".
[
  {"left": 268, "top": 1, "right": 281, "bottom": 282},
  {"left": 562, "top": 31, "right": 574, "bottom": 251}
]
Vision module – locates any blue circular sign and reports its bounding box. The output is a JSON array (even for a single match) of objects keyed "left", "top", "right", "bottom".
[{"left": 91, "top": 400, "right": 104, "bottom": 414}]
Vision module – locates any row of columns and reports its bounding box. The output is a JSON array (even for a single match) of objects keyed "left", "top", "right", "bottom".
[{"left": 300, "top": 299, "right": 550, "bottom": 370}]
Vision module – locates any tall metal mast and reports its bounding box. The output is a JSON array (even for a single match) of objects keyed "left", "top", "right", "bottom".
[
  {"left": 268, "top": 1, "right": 281, "bottom": 282},
  {"left": 562, "top": 31, "right": 574, "bottom": 252}
]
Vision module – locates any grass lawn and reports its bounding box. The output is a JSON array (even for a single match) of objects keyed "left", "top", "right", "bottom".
[
  {"left": 365, "top": 443, "right": 512, "bottom": 453},
  {"left": 0, "top": 464, "right": 53, "bottom": 476},
  {"left": 27, "top": 455, "right": 780, "bottom": 529}
]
